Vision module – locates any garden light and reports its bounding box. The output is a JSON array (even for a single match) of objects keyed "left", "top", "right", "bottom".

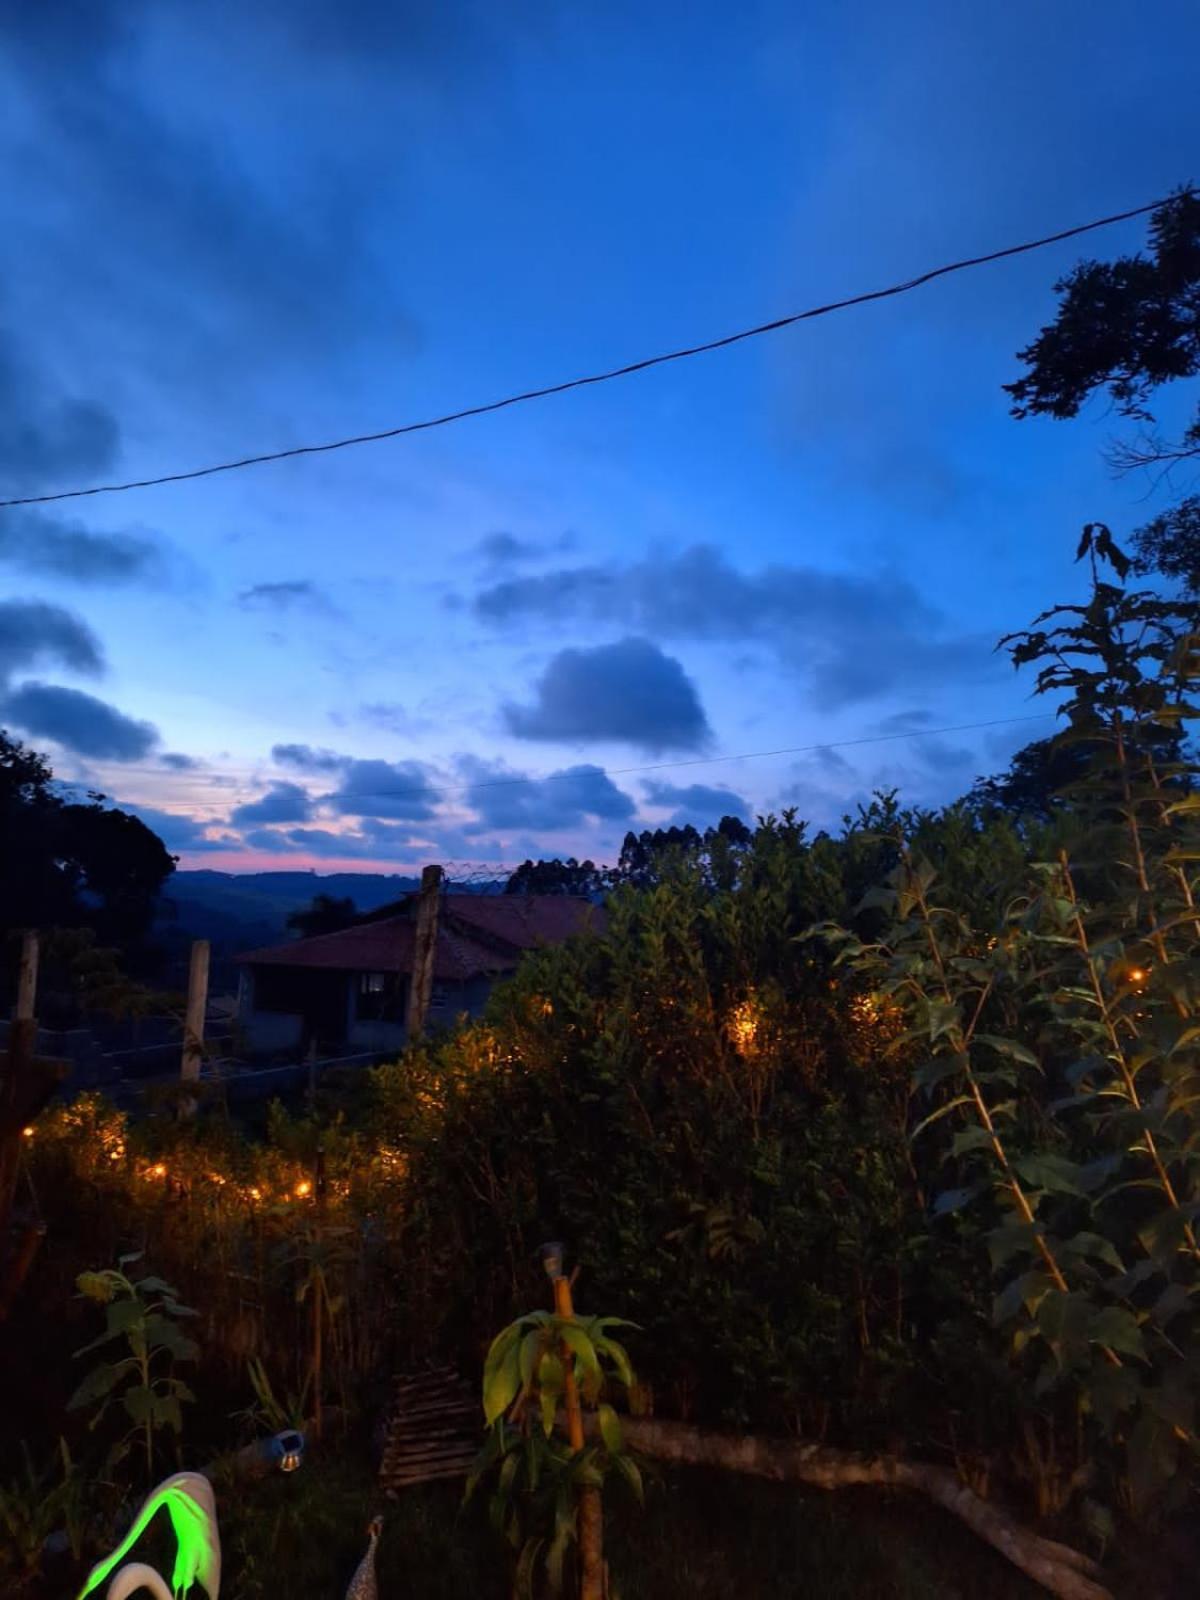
[
  {"left": 295, "top": 1178, "right": 312, "bottom": 1198},
  {"left": 273, "top": 1429, "right": 306, "bottom": 1472},
  {"left": 22, "top": 1125, "right": 34, "bottom": 1138},
  {"left": 539, "top": 1240, "right": 564, "bottom": 1281}
]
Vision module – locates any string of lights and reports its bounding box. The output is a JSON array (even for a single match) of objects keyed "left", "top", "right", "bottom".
[{"left": 0, "top": 190, "right": 1189, "bottom": 511}]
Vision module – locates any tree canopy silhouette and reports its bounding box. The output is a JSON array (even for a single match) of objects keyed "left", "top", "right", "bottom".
[{"left": 1007, "top": 187, "right": 1200, "bottom": 587}]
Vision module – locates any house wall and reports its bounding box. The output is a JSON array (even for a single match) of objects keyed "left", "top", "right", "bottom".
[{"left": 238, "top": 967, "right": 507, "bottom": 1059}]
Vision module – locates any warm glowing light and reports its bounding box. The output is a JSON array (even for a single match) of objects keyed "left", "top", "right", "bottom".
[
  {"left": 294, "top": 1178, "right": 312, "bottom": 1198},
  {"left": 22, "top": 1125, "right": 34, "bottom": 1139},
  {"left": 727, "top": 996, "right": 762, "bottom": 1057},
  {"left": 248, "top": 1186, "right": 262, "bottom": 1202},
  {"left": 1128, "top": 966, "right": 1148, "bottom": 986},
  {"left": 146, "top": 1162, "right": 167, "bottom": 1179}
]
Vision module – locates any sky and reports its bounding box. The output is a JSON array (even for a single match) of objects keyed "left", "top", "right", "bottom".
[{"left": 1, "top": 0, "right": 1198, "bottom": 873}]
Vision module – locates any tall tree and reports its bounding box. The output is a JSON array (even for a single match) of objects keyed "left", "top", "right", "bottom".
[
  {"left": 503, "top": 858, "right": 605, "bottom": 897},
  {"left": 1, "top": 729, "right": 175, "bottom": 967},
  {"left": 285, "top": 893, "right": 359, "bottom": 938},
  {"left": 1006, "top": 188, "right": 1200, "bottom": 585}
]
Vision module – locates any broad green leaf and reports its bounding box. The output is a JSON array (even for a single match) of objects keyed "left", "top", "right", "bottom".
[
  {"left": 122, "top": 1385, "right": 154, "bottom": 1425},
  {"left": 911, "top": 1096, "right": 972, "bottom": 1141},
  {"left": 482, "top": 1325, "right": 524, "bottom": 1425},
  {"left": 559, "top": 1324, "right": 601, "bottom": 1392},
  {"left": 974, "top": 1035, "right": 1040, "bottom": 1068},
  {"left": 950, "top": 1125, "right": 994, "bottom": 1159},
  {"left": 612, "top": 1452, "right": 644, "bottom": 1506},
  {"left": 1087, "top": 1306, "right": 1146, "bottom": 1360},
  {"left": 66, "top": 1363, "right": 123, "bottom": 1411},
  {"left": 539, "top": 1387, "right": 557, "bottom": 1438},
  {"left": 597, "top": 1402, "right": 623, "bottom": 1455},
  {"left": 1014, "top": 1152, "right": 1084, "bottom": 1196}
]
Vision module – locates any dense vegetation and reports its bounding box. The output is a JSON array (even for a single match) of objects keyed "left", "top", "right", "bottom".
[{"left": 5, "top": 193, "right": 1200, "bottom": 1597}]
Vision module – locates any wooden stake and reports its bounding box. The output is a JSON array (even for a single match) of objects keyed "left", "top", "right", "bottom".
[
  {"left": 553, "top": 1272, "right": 604, "bottom": 1600},
  {"left": 406, "top": 864, "right": 444, "bottom": 1041},
  {"left": 181, "top": 939, "right": 210, "bottom": 1084},
  {"left": 15, "top": 931, "right": 38, "bottom": 1022}
]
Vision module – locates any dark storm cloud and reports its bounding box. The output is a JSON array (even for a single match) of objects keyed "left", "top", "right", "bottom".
[
  {"left": 504, "top": 637, "right": 711, "bottom": 753},
  {"left": 641, "top": 780, "right": 751, "bottom": 827},
  {"left": 323, "top": 757, "right": 440, "bottom": 821},
  {"left": 2, "top": 681, "right": 159, "bottom": 760},
  {"left": 160, "top": 751, "right": 200, "bottom": 770},
  {"left": 0, "top": 329, "right": 120, "bottom": 492},
  {"left": 229, "top": 781, "right": 313, "bottom": 826},
  {"left": 238, "top": 581, "right": 333, "bottom": 613},
  {"left": 457, "top": 755, "right": 636, "bottom": 835},
  {"left": 0, "top": 508, "right": 164, "bottom": 584},
  {"left": 0, "top": 599, "right": 105, "bottom": 684},
  {"left": 474, "top": 546, "right": 992, "bottom": 708},
  {"left": 272, "top": 742, "right": 347, "bottom": 773}
]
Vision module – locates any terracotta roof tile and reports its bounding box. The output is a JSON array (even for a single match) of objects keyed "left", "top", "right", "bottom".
[{"left": 238, "top": 895, "right": 604, "bottom": 982}]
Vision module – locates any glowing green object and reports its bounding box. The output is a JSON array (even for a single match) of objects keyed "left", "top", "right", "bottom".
[{"left": 78, "top": 1472, "right": 220, "bottom": 1599}]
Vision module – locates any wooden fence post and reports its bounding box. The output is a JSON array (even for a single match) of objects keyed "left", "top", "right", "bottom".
[
  {"left": 16, "top": 931, "right": 38, "bottom": 1022},
  {"left": 181, "top": 939, "right": 210, "bottom": 1085},
  {"left": 406, "top": 865, "right": 443, "bottom": 1041}
]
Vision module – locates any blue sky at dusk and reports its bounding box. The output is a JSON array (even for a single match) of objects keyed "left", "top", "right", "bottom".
[{"left": 1, "top": 1, "right": 1197, "bottom": 871}]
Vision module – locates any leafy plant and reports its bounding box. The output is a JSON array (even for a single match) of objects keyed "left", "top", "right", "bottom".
[
  {"left": 469, "top": 1308, "right": 642, "bottom": 1597},
  {"left": 68, "top": 1254, "right": 200, "bottom": 1482},
  {"left": 0, "top": 1439, "right": 86, "bottom": 1588}
]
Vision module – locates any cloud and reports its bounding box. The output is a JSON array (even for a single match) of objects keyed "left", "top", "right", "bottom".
[
  {"left": 272, "top": 742, "right": 346, "bottom": 774},
  {"left": 323, "top": 757, "right": 440, "bottom": 820},
  {"left": 358, "top": 702, "right": 418, "bottom": 735},
  {"left": 0, "top": 329, "right": 120, "bottom": 493},
  {"left": 505, "top": 637, "right": 711, "bottom": 753},
  {"left": 0, "top": 598, "right": 105, "bottom": 685},
  {"left": 160, "top": 751, "right": 200, "bottom": 770},
  {"left": 229, "top": 780, "right": 313, "bottom": 825},
  {"left": 125, "top": 803, "right": 225, "bottom": 853},
  {"left": 876, "top": 709, "right": 937, "bottom": 734},
  {"left": 458, "top": 756, "right": 636, "bottom": 835},
  {"left": 0, "top": 508, "right": 163, "bottom": 584},
  {"left": 238, "top": 580, "right": 334, "bottom": 613},
  {"left": 474, "top": 546, "right": 993, "bottom": 708},
  {"left": 641, "top": 780, "right": 751, "bottom": 828},
  {"left": 2, "top": 682, "right": 158, "bottom": 759},
  {"left": 474, "top": 531, "right": 575, "bottom": 568}
]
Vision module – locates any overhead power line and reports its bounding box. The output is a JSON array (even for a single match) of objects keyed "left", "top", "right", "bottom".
[
  {"left": 55, "top": 711, "right": 1057, "bottom": 808},
  {"left": 1, "top": 190, "right": 1190, "bottom": 512}
]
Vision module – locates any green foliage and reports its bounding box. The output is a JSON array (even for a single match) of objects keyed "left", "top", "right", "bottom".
[
  {"left": 68, "top": 1254, "right": 199, "bottom": 1482},
  {"left": 470, "top": 1306, "right": 640, "bottom": 1596},
  {"left": 0, "top": 1439, "right": 86, "bottom": 1588},
  {"left": 814, "top": 535, "right": 1200, "bottom": 1518}
]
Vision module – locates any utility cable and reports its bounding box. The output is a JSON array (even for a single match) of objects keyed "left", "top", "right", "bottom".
[{"left": 0, "top": 191, "right": 1189, "bottom": 510}]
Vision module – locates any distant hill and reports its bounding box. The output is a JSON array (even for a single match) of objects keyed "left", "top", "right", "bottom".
[{"left": 153, "top": 870, "right": 423, "bottom": 992}]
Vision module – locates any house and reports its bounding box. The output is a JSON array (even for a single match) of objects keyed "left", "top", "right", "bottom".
[{"left": 236, "top": 891, "right": 604, "bottom": 1057}]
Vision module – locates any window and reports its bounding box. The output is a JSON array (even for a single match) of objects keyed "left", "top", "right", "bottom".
[{"left": 357, "top": 971, "right": 403, "bottom": 1024}]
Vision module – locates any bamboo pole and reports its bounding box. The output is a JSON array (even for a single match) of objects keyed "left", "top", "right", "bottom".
[{"left": 553, "top": 1272, "right": 604, "bottom": 1600}]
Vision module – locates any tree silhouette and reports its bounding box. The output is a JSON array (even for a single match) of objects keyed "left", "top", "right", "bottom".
[{"left": 1007, "top": 187, "right": 1200, "bottom": 587}]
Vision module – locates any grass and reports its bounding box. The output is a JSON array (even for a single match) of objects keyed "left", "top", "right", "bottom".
[{"left": 207, "top": 1449, "right": 1045, "bottom": 1600}]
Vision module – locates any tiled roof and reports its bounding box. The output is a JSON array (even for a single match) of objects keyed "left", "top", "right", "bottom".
[{"left": 238, "top": 895, "right": 604, "bottom": 981}]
